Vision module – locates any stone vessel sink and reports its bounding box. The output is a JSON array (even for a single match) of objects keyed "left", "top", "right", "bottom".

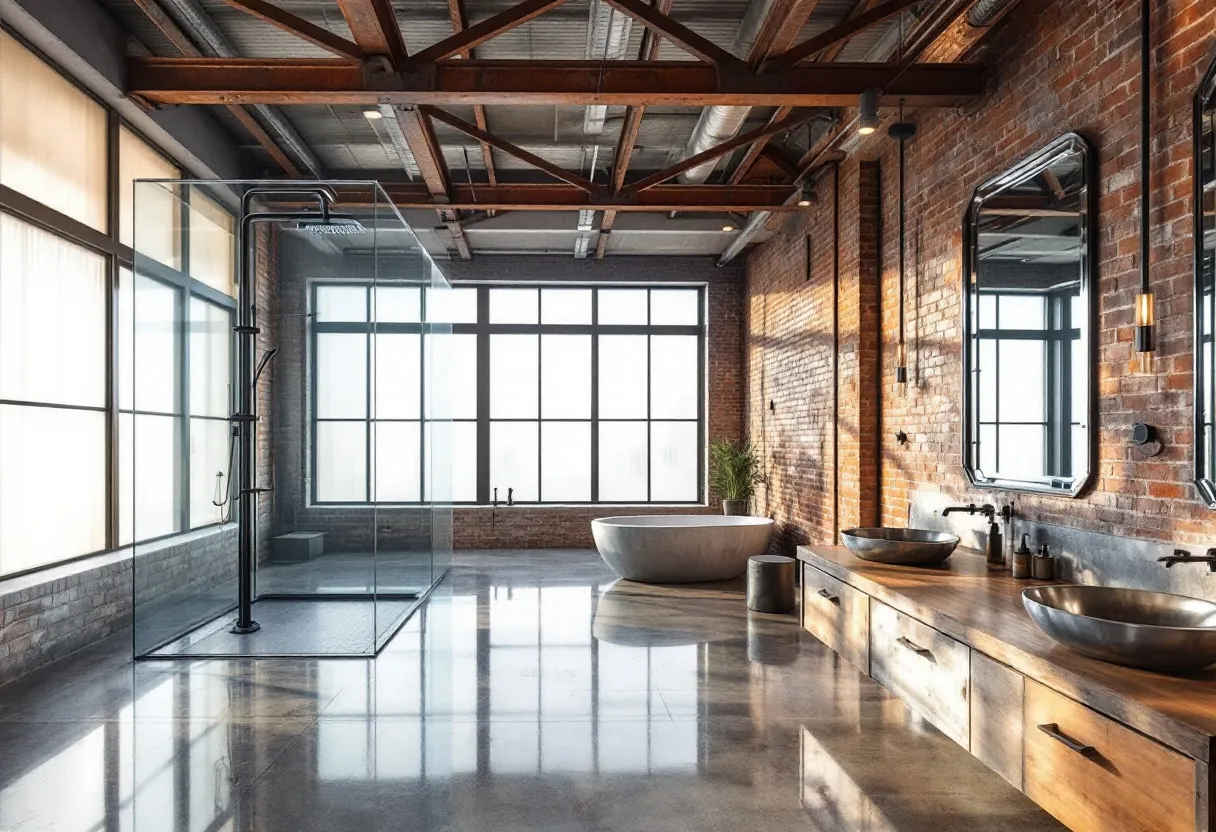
[
  {"left": 840, "top": 527, "right": 960, "bottom": 567},
  {"left": 1022, "top": 585, "right": 1216, "bottom": 674}
]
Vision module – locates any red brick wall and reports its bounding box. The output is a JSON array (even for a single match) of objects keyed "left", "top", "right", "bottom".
[
  {"left": 747, "top": 0, "right": 1216, "bottom": 549},
  {"left": 451, "top": 263, "right": 746, "bottom": 548}
]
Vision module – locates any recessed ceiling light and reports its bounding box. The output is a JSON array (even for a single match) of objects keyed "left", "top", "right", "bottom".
[
  {"left": 797, "top": 199, "right": 812, "bottom": 208},
  {"left": 722, "top": 223, "right": 736, "bottom": 232},
  {"left": 363, "top": 108, "right": 384, "bottom": 120}
]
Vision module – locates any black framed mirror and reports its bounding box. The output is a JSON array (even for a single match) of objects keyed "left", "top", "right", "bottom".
[
  {"left": 1194, "top": 53, "right": 1216, "bottom": 507},
  {"left": 961, "top": 133, "right": 1097, "bottom": 496}
]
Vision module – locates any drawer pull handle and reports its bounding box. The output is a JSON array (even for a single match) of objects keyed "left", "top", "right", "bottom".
[
  {"left": 895, "top": 636, "right": 934, "bottom": 661},
  {"left": 817, "top": 588, "right": 840, "bottom": 605},
  {"left": 1037, "top": 723, "right": 1095, "bottom": 757}
]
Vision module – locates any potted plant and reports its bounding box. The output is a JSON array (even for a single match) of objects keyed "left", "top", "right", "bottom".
[{"left": 709, "top": 440, "right": 761, "bottom": 516}]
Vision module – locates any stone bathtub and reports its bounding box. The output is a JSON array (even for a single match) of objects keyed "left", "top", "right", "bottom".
[{"left": 591, "top": 515, "right": 775, "bottom": 583}]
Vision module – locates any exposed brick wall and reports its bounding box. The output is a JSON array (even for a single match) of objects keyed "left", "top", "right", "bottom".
[{"left": 746, "top": 0, "right": 1216, "bottom": 549}]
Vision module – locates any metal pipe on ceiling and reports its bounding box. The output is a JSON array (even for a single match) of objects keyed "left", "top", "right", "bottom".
[
  {"left": 582, "top": 0, "right": 634, "bottom": 135},
  {"left": 156, "top": 0, "right": 326, "bottom": 178},
  {"left": 677, "top": 0, "right": 777, "bottom": 184}
]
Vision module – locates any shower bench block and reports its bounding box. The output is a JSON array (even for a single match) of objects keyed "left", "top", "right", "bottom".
[{"left": 271, "top": 531, "right": 326, "bottom": 563}]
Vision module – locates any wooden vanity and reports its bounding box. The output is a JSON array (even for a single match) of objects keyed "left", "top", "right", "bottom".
[{"left": 798, "top": 545, "right": 1216, "bottom": 832}]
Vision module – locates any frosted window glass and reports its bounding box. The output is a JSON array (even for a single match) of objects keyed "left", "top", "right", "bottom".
[
  {"left": 650, "top": 289, "right": 699, "bottom": 325},
  {"left": 599, "top": 422, "right": 647, "bottom": 501},
  {"left": 0, "top": 214, "right": 107, "bottom": 407},
  {"left": 1071, "top": 425, "right": 1086, "bottom": 479},
  {"left": 133, "top": 414, "right": 181, "bottom": 541},
  {"left": 978, "top": 294, "right": 996, "bottom": 329},
  {"left": 997, "top": 424, "right": 1045, "bottom": 479},
  {"left": 598, "top": 289, "right": 647, "bottom": 324},
  {"left": 189, "top": 418, "right": 230, "bottom": 527},
  {"left": 316, "top": 286, "right": 368, "bottom": 322},
  {"left": 374, "top": 333, "right": 421, "bottom": 419},
  {"left": 650, "top": 335, "right": 698, "bottom": 419},
  {"left": 317, "top": 333, "right": 367, "bottom": 418},
  {"left": 541, "top": 335, "right": 590, "bottom": 418},
  {"left": 374, "top": 287, "right": 421, "bottom": 323},
  {"left": 374, "top": 421, "right": 421, "bottom": 502},
  {"left": 426, "top": 286, "right": 477, "bottom": 323},
  {"left": 541, "top": 289, "right": 592, "bottom": 324},
  {"left": 1070, "top": 337, "right": 1086, "bottom": 421},
  {"left": 490, "top": 288, "right": 538, "bottom": 324},
  {"left": 978, "top": 424, "right": 996, "bottom": 476},
  {"left": 189, "top": 299, "right": 230, "bottom": 418},
  {"left": 425, "top": 421, "right": 477, "bottom": 502},
  {"left": 317, "top": 422, "right": 367, "bottom": 502},
  {"left": 0, "top": 32, "right": 108, "bottom": 231},
  {"left": 978, "top": 339, "right": 996, "bottom": 424},
  {"left": 541, "top": 422, "right": 590, "bottom": 502},
  {"left": 999, "top": 295, "right": 1045, "bottom": 330},
  {"left": 998, "top": 340, "right": 1044, "bottom": 422},
  {"left": 651, "top": 422, "right": 698, "bottom": 501},
  {"left": 426, "top": 333, "right": 476, "bottom": 420},
  {"left": 134, "top": 276, "right": 180, "bottom": 414},
  {"left": 491, "top": 422, "right": 538, "bottom": 501},
  {"left": 599, "top": 335, "right": 647, "bottom": 418},
  {"left": 491, "top": 334, "right": 538, "bottom": 418},
  {"left": 0, "top": 405, "right": 106, "bottom": 575},
  {"left": 187, "top": 192, "right": 234, "bottom": 296}
]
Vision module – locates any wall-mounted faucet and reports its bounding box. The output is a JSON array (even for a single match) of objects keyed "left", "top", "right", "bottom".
[
  {"left": 940, "top": 503, "right": 1007, "bottom": 568},
  {"left": 1158, "top": 549, "right": 1216, "bottom": 572},
  {"left": 507, "top": 487, "right": 514, "bottom": 507},
  {"left": 493, "top": 487, "right": 498, "bottom": 508},
  {"left": 942, "top": 503, "right": 996, "bottom": 518}
]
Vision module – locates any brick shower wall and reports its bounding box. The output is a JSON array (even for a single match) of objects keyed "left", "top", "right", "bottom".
[{"left": 746, "top": 0, "right": 1216, "bottom": 550}]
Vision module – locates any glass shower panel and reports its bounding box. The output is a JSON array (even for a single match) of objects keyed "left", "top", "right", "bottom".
[{"left": 131, "top": 180, "right": 448, "bottom": 659}]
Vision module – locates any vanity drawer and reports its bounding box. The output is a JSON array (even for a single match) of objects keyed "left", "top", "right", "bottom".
[
  {"left": 869, "top": 601, "right": 970, "bottom": 747},
  {"left": 801, "top": 564, "right": 869, "bottom": 670},
  {"left": 1024, "top": 680, "right": 1197, "bottom": 832}
]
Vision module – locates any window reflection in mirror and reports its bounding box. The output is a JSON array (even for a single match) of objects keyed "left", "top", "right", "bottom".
[
  {"left": 963, "top": 134, "right": 1095, "bottom": 496},
  {"left": 1195, "top": 57, "right": 1216, "bottom": 507}
]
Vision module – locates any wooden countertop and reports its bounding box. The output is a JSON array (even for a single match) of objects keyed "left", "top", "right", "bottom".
[{"left": 798, "top": 544, "right": 1216, "bottom": 763}]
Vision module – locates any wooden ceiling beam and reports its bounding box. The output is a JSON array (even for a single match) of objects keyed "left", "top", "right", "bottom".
[
  {"left": 445, "top": 0, "right": 499, "bottom": 190},
  {"left": 404, "top": 0, "right": 570, "bottom": 68},
  {"left": 129, "top": 0, "right": 301, "bottom": 175},
  {"left": 423, "top": 106, "right": 601, "bottom": 193},
  {"left": 336, "top": 0, "right": 409, "bottom": 67},
  {"left": 600, "top": 0, "right": 744, "bottom": 67},
  {"left": 761, "top": 0, "right": 923, "bottom": 73},
  {"left": 361, "top": 183, "right": 804, "bottom": 211},
  {"left": 128, "top": 58, "right": 985, "bottom": 107},
  {"left": 213, "top": 0, "right": 363, "bottom": 59},
  {"left": 627, "top": 110, "right": 817, "bottom": 193}
]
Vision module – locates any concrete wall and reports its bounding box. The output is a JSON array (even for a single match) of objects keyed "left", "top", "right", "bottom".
[{"left": 745, "top": 0, "right": 1216, "bottom": 581}]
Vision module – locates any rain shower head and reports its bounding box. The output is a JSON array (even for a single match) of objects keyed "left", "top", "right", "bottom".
[{"left": 296, "top": 215, "right": 367, "bottom": 236}]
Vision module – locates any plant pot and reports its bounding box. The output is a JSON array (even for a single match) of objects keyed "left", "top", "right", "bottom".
[{"left": 722, "top": 499, "right": 748, "bottom": 516}]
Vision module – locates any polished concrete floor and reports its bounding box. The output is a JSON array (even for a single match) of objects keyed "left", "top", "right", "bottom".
[{"left": 0, "top": 549, "right": 1064, "bottom": 831}]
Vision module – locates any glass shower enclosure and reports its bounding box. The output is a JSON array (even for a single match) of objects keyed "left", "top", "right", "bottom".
[{"left": 127, "top": 180, "right": 453, "bottom": 658}]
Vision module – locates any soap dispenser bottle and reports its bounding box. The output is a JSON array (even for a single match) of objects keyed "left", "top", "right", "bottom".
[
  {"left": 1012, "top": 534, "right": 1032, "bottom": 578},
  {"left": 984, "top": 507, "right": 1003, "bottom": 570}
]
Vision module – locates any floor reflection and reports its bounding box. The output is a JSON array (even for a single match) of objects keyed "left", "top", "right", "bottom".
[{"left": 0, "top": 549, "right": 1063, "bottom": 831}]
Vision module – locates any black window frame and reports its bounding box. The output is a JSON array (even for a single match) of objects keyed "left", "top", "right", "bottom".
[
  {"left": 0, "top": 24, "right": 236, "bottom": 580},
  {"left": 308, "top": 282, "right": 707, "bottom": 507}
]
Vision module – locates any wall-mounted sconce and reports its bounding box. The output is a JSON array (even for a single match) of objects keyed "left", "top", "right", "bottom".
[
  {"left": 1135, "top": 0, "right": 1155, "bottom": 375},
  {"left": 889, "top": 110, "right": 916, "bottom": 388}
]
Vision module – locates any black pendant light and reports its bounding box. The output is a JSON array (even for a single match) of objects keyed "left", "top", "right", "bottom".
[
  {"left": 889, "top": 105, "right": 916, "bottom": 387},
  {"left": 1135, "top": 0, "right": 1155, "bottom": 373}
]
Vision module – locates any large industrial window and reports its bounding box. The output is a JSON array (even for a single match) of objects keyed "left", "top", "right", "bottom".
[
  {"left": 310, "top": 284, "right": 705, "bottom": 505},
  {"left": 975, "top": 290, "right": 1083, "bottom": 481},
  {"left": 0, "top": 28, "right": 235, "bottom": 577}
]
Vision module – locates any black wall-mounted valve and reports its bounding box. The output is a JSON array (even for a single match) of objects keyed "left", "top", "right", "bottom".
[
  {"left": 895, "top": 430, "right": 908, "bottom": 445},
  {"left": 1131, "top": 422, "right": 1162, "bottom": 457},
  {"left": 769, "top": 399, "right": 775, "bottom": 412}
]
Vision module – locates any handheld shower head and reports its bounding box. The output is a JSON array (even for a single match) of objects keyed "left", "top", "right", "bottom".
[{"left": 296, "top": 215, "right": 366, "bottom": 236}]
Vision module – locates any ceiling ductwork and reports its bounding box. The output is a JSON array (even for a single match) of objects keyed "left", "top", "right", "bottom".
[
  {"left": 582, "top": 0, "right": 634, "bottom": 135},
  {"left": 966, "top": 0, "right": 1013, "bottom": 26},
  {"left": 676, "top": 0, "right": 776, "bottom": 184},
  {"left": 157, "top": 0, "right": 326, "bottom": 177}
]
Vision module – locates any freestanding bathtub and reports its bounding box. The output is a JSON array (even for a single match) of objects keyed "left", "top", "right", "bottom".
[{"left": 591, "top": 515, "right": 775, "bottom": 583}]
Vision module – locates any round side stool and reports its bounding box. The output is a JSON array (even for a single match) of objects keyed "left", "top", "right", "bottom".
[{"left": 746, "top": 554, "right": 796, "bottom": 614}]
